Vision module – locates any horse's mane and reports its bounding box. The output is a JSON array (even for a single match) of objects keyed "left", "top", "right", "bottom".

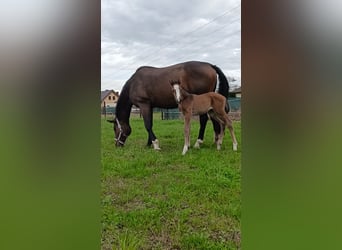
[{"left": 115, "top": 79, "right": 133, "bottom": 120}]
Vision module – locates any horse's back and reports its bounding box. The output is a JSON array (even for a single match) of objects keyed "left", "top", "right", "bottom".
[
  {"left": 128, "top": 65, "right": 180, "bottom": 107},
  {"left": 126, "top": 61, "right": 218, "bottom": 107},
  {"left": 208, "top": 92, "right": 226, "bottom": 104},
  {"left": 180, "top": 62, "right": 217, "bottom": 94}
]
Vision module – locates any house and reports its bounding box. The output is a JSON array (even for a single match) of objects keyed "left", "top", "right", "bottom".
[{"left": 101, "top": 89, "right": 119, "bottom": 109}]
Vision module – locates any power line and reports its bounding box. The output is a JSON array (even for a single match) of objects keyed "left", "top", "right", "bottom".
[
  {"left": 122, "top": 16, "right": 241, "bottom": 71},
  {"left": 139, "top": 4, "right": 241, "bottom": 65},
  {"left": 103, "top": 24, "right": 240, "bottom": 80},
  {"left": 102, "top": 4, "right": 241, "bottom": 79},
  {"left": 143, "top": 17, "right": 241, "bottom": 66},
  {"left": 154, "top": 29, "right": 241, "bottom": 65}
]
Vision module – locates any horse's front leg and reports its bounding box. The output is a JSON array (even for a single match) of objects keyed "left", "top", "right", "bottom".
[
  {"left": 140, "top": 105, "right": 160, "bottom": 150},
  {"left": 182, "top": 114, "right": 191, "bottom": 155}
]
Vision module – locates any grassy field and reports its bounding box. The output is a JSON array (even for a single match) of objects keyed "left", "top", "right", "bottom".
[{"left": 101, "top": 114, "right": 241, "bottom": 249}]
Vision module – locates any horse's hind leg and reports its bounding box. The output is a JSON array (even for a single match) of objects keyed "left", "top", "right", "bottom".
[
  {"left": 194, "top": 114, "right": 208, "bottom": 148},
  {"left": 212, "top": 119, "right": 222, "bottom": 146},
  {"left": 216, "top": 123, "right": 225, "bottom": 150},
  {"left": 140, "top": 105, "right": 160, "bottom": 150},
  {"left": 207, "top": 110, "right": 224, "bottom": 148},
  {"left": 194, "top": 113, "right": 221, "bottom": 148}
]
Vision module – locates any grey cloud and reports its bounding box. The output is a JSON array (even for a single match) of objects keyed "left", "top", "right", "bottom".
[{"left": 102, "top": 0, "right": 241, "bottom": 91}]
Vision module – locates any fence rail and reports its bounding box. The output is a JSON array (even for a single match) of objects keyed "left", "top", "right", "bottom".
[{"left": 101, "top": 98, "right": 241, "bottom": 120}]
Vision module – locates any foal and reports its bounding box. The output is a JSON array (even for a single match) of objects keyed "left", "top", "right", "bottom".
[{"left": 170, "top": 80, "right": 238, "bottom": 155}]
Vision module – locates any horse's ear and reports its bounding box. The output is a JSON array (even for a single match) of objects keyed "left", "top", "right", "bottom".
[{"left": 107, "top": 119, "right": 115, "bottom": 123}]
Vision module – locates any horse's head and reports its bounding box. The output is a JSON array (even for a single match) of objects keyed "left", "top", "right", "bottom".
[{"left": 107, "top": 118, "right": 131, "bottom": 146}]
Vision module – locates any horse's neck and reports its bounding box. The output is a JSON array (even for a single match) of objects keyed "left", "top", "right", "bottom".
[
  {"left": 116, "top": 87, "right": 133, "bottom": 124},
  {"left": 117, "top": 104, "right": 132, "bottom": 124}
]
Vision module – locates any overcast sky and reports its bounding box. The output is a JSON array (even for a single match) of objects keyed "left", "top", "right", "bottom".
[{"left": 101, "top": 0, "right": 241, "bottom": 92}]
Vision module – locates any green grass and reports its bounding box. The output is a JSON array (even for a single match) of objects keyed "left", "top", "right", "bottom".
[{"left": 101, "top": 114, "right": 241, "bottom": 250}]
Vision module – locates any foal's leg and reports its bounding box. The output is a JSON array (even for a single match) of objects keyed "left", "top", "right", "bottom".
[
  {"left": 182, "top": 114, "right": 191, "bottom": 155},
  {"left": 207, "top": 110, "right": 225, "bottom": 149},
  {"left": 194, "top": 113, "right": 221, "bottom": 148},
  {"left": 224, "top": 114, "right": 238, "bottom": 151},
  {"left": 140, "top": 105, "right": 160, "bottom": 150},
  {"left": 216, "top": 122, "right": 225, "bottom": 150}
]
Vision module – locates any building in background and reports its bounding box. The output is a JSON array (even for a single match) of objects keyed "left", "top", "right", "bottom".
[
  {"left": 101, "top": 90, "right": 119, "bottom": 108},
  {"left": 101, "top": 90, "right": 119, "bottom": 115}
]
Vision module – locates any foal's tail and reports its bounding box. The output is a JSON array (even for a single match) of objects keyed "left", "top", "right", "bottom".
[{"left": 211, "top": 64, "right": 230, "bottom": 112}]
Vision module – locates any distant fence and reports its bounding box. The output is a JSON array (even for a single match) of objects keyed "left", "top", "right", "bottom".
[
  {"left": 101, "top": 97, "right": 240, "bottom": 120},
  {"left": 160, "top": 98, "right": 240, "bottom": 120},
  {"left": 102, "top": 106, "right": 115, "bottom": 118},
  {"left": 161, "top": 108, "right": 181, "bottom": 120},
  {"left": 228, "top": 98, "right": 241, "bottom": 112}
]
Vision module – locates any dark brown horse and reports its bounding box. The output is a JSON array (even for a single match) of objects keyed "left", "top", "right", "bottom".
[{"left": 108, "top": 61, "right": 230, "bottom": 149}]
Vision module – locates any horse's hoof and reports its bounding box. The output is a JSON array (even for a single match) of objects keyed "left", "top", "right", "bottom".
[
  {"left": 182, "top": 145, "right": 189, "bottom": 155},
  {"left": 193, "top": 139, "right": 203, "bottom": 148},
  {"left": 233, "top": 143, "right": 238, "bottom": 151},
  {"left": 152, "top": 139, "right": 161, "bottom": 150}
]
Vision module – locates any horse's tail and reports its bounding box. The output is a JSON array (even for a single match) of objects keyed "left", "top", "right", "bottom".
[
  {"left": 211, "top": 64, "right": 230, "bottom": 112},
  {"left": 210, "top": 64, "right": 229, "bottom": 99}
]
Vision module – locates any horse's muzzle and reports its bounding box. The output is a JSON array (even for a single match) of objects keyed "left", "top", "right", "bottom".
[{"left": 115, "top": 139, "right": 125, "bottom": 147}]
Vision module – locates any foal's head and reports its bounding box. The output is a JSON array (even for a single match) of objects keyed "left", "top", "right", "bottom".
[{"left": 170, "top": 80, "right": 182, "bottom": 103}]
